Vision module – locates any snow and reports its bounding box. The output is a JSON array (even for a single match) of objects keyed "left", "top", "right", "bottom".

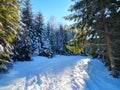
[
  {"left": 117, "top": 7, "right": 120, "bottom": 12},
  {"left": 0, "top": 44, "right": 4, "bottom": 52},
  {"left": 0, "top": 55, "right": 120, "bottom": 90}
]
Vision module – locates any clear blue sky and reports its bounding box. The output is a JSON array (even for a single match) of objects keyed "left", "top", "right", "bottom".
[{"left": 31, "top": 0, "right": 73, "bottom": 25}]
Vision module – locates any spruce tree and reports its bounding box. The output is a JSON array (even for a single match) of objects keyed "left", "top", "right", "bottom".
[
  {"left": 13, "top": 0, "right": 33, "bottom": 61},
  {"left": 54, "top": 25, "right": 68, "bottom": 54},
  {"left": 46, "top": 22, "right": 54, "bottom": 57},
  {"left": 0, "top": 0, "right": 21, "bottom": 69},
  {"left": 34, "top": 12, "right": 45, "bottom": 56},
  {"left": 66, "top": 0, "right": 120, "bottom": 77}
]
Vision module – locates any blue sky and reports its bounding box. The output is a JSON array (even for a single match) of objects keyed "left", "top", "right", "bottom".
[{"left": 31, "top": 0, "right": 73, "bottom": 25}]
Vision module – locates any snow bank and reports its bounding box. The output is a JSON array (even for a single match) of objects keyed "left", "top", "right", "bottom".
[{"left": 85, "top": 59, "right": 120, "bottom": 90}]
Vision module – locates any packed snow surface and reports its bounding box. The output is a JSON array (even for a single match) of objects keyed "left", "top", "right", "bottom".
[{"left": 0, "top": 55, "right": 120, "bottom": 90}]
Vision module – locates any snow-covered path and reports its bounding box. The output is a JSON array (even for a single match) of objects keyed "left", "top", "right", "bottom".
[{"left": 0, "top": 55, "right": 120, "bottom": 90}]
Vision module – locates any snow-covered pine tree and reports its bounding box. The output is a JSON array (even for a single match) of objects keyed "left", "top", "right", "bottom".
[
  {"left": 45, "top": 22, "right": 55, "bottom": 57},
  {"left": 22, "top": 0, "right": 34, "bottom": 53},
  {"left": 12, "top": 24, "right": 32, "bottom": 61},
  {"left": 13, "top": 0, "right": 34, "bottom": 61},
  {"left": 24, "top": 12, "right": 54, "bottom": 58},
  {"left": 0, "top": 0, "right": 21, "bottom": 70},
  {"left": 34, "top": 12, "right": 46, "bottom": 56},
  {"left": 65, "top": 0, "right": 120, "bottom": 77},
  {"left": 54, "top": 28, "right": 60, "bottom": 54},
  {"left": 37, "top": 19, "right": 55, "bottom": 58},
  {"left": 54, "top": 24, "right": 68, "bottom": 55},
  {"left": 59, "top": 25, "right": 68, "bottom": 54}
]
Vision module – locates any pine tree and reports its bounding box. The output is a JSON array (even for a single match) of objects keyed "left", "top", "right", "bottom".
[
  {"left": 0, "top": 0, "right": 21, "bottom": 70},
  {"left": 54, "top": 28, "right": 60, "bottom": 54},
  {"left": 34, "top": 12, "right": 44, "bottom": 55},
  {"left": 66, "top": 0, "right": 120, "bottom": 77},
  {"left": 12, "top": 0, "right": 33, "bottom": 61},
  {"left": 46, "top": 22, "right": 54, "bottom": 57},
  {"left": 105, "top": 0, "right": 120, "bottom": 77},
  {"left": 22, "top": 0, "right": 34, "bottom": 53},
  {"left": 54, "top": 24, "right": 68, "bottom": 54}
]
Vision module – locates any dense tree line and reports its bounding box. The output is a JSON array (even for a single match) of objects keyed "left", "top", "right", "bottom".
[
  {"left": 0, "top": 0, "right": 74, "bottom": 71},
  {"left": 65, "top": 0, "right": 120, "bottom": 77}
]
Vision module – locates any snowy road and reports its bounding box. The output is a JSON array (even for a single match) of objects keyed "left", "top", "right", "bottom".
[{"left": 0, "top": 55, "right": 120, "bottom": 90}]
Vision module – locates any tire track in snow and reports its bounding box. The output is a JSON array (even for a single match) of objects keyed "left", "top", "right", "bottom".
[
  {"left": 70, "top": 59, "right": 90, "bottom": 90},
  {"left": 24, "top": 74, "right": 42, "bottom": 90}
]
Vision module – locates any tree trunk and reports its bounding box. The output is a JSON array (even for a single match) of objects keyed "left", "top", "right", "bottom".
[{"left": 99, "top": 0, "right": 117, "bottom": 77}]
